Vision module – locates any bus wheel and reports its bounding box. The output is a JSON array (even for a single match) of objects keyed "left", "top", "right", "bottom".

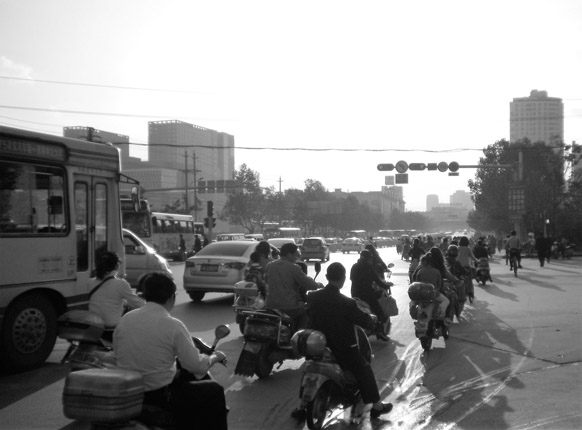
[
  {"left": 1, "top": 294, "right": 57, "bottom": 372},
  {"left": 188, "top": 292, "right": 205, "bottom": 302}
]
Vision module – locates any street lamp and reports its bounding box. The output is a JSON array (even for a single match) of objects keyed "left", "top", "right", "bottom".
[{"left": 544, "top": 218, "right": 550, "bottom": 237}]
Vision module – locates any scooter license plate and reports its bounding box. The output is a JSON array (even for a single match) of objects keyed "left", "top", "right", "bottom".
[{"left": 301, "top": 374, "right": 325, "bottom": 402}]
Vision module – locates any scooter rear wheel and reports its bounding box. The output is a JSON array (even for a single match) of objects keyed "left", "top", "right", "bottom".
[{"left": 306, "top": 380, "right": 334, "bottom": 430}]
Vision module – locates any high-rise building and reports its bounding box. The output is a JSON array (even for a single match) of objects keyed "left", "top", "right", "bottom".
[
  {"left": 148, "top": 120, "right": 235, "bottom": 182},
  {"left": 426, "top": 194, "right": 439, "bottom": 211},
  {"left": 450, "top": 190, "right": 473, "bottom": 210},
  {"left": 510, "top": 90, "right": 564, "bottom": 145}
]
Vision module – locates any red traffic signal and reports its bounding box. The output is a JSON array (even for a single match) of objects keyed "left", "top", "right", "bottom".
[{"left": 377, "top": 164, "right": 395, "bottom": 171}]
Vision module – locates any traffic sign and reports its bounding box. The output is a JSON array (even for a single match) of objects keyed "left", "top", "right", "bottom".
[
  {"left": 427, "top": 163, "right": 438, "bottom": 171},
  {"left": 377, "top": 163, "right": 395, "bottom": 171},
  {"left": 385, "top": 176, "right": 394, "bottom": 185},
  {"left": 395, "top": 173, "right": 408, "bottom": 184},
  {"left": 437, "top": 161, "right": 449, "bottom": 172},
  {"left": 449, "top": 161, "right": 460, "bottom": 172},
  {"left": 395, "top": 160, "right": 409, "bottom": 173},
  {"left": 409, "top": 163, "right": 426, "bottom": 171}
]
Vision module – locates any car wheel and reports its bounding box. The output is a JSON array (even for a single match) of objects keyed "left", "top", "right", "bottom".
[{"left": 188, "top": 292, "right": 205, "bottom": 302}]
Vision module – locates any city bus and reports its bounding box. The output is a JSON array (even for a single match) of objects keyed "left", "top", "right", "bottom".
[
  {"left": 120, "top": 197, "right": 153, "bottom": 246},
  {"left": 347, "top": 229, "right": 368, "bottom": 240},
  {"left": 150, "top": 212, "right": 204, "bottom": 260},
  {"left": 0, "top": 126, "right": 130, "bottom": 371},
  {"left": 262, "top": 223, "right": 303, "bottom": 243}
]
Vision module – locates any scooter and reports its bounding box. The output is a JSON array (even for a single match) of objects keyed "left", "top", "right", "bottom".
[
  {"left": 58, "top": 310, "right": 117, "bottom": 370},
  {"left": 408, "top": 282, "right": 448, "bottom": 351},
  {"left": 353, "top": 263, "right": 395, "bottom": 337},
  {"left": 475, "top": 257, "right": 492, "bottom": 285},
  {"left": 292, "top": 327, "right": 373, "bottom": 430},
  {"left": 62, "top": 324, "right": 230, "bottom": 430},
  {"left": 234, "top": 262, "right": 321, "bottom": 378}
]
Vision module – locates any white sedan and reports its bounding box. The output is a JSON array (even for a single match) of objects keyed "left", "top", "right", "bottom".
[
  {"left": 183, "top": 240, "right": 277, "bottom": 302},
  {"left": 342, "top": 237, "right": 365, "bottom": 254}
]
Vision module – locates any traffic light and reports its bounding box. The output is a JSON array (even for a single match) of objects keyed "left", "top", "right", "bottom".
[
  {"left": 212, "top": 218, "right": 217, "bottom": 228},
  {"left": 204, "top": 217, "right": 209, "bottom": 228},
  {"left": 377, "top": 163, "right": 395, "bottom": 171},
  {"left": 408, "top": 163, "right": 426, "bottom": 171},
  {"left": 207, "top": 201, "right": 214, "bottom": 217}
]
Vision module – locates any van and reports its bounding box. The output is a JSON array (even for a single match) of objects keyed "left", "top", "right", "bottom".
[{"left": 122, "top": 228, "right": 173, "bottom": 288}]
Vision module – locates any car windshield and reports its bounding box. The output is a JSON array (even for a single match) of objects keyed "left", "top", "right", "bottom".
[{"left": 196, "top": 242, "right": 252, "bottom": 257}]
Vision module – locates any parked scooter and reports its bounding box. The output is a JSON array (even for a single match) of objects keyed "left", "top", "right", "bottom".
[
  {"left": 62, "top": 324, "right": 230, "bottom": 430},
  {"left": 58, "top": 310, "right": 116, "bottom": 370},
  {"left": 292, "top": 328, "right": 373, "bottom": 430},
  {"left": 234, "top": 262, "right": 321, "bottom": 378},
  {"left": 408, "top": 282, "right": 448, "bottom": 351},
  {"left": 475, "top": 257, "right": 493, "bottom": 285}
]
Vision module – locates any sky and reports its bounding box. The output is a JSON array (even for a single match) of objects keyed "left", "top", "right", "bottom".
[{"left": 1, "top": 0, "right": 581, "bottom": 211}]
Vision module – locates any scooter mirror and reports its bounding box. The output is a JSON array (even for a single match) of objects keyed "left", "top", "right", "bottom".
[
  {"left": 215, "top": 324, "right": 231, "bottom": 340},
  {"left": 387, "top": 263, "right": 395, "bottom": 268},
  {"left": 314, "top": 261, "right": 322, "bottom": 274}
]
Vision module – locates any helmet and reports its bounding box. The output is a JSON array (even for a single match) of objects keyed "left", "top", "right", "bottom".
[
  {"left": 291, "top": 329, "right": 327, "bottom": 358},
  {"left": 446, "top": 244, "right": 459, "bottom": 257}
]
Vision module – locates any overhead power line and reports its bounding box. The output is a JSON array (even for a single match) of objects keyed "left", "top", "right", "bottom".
[
  {"left": 0, "top": 104, "right": 228, "bottom": 121},
  {"left": 0, "top": 75, "right": 213, "bottom": 95}
]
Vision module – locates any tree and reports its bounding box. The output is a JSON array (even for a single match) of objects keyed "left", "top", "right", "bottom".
[
  {"left": 221, "top": 164, "right": 275, "bottom": 233},
  {"left": 160, "top": 199, "right": 185, "bottom": 214},
  {"left": 468, "top": 139, "right": 566, "bottom": 236}
]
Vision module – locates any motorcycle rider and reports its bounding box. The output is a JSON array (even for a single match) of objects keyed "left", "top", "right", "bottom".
[
  {"left": 292, "top": 263, "right": 393, "bottom": 421},
  {"left": 350, "top": 249, "right": 393, "bottom": 341},
  {"left": 507, "top": 230, "right": 523, "bottom": 269},
  {"left": 411, "top": 253, "right": 451, "bottom": 323},
  {"left": 264, "top": 242, "right": 321, "bottom": 331},
  {"left": 113, "top": 273, "right": 228, "bottom": 430},
  {"left": 408, "top": 238, "right": 425, "bottom": 282},
  {"left": 88, "top": 251, "right": 144, "bottom": 342},
  {"left": 473, "top": 239, "right": 489, "bottom": 260}
]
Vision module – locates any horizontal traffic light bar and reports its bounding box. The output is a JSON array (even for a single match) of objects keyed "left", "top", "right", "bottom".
[{"left": 377, "top": 161, "right": 511, "bottom": 173}]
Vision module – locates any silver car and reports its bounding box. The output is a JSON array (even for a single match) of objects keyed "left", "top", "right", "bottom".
[{"left": 183, "top": 240, "right": 277, "bottom": 302}]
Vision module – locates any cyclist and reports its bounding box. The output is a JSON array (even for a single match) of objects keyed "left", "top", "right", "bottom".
[{"left": 507, "top": 230, "right": 523, "bottom": 270}]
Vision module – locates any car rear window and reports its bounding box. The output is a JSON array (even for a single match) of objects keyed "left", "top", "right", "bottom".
[
  {"left": 196, "top": 242, "right": 252, "bottom": 257},
  {"left": 303, "top": 239, "right": 322, "bottom": 246}
]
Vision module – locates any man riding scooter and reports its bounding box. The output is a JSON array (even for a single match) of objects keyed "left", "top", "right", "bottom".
[{"left": 264, "top": 242, "right": 322, "bottom": 331}]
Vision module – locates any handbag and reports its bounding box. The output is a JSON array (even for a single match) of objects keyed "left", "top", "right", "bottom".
[{"left": 378, "top": 293, "right": 399, "bottom": 317}]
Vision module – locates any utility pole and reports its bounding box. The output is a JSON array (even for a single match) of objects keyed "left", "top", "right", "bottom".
[
  {"left": 192, "top": 152, "right": 201, "bottom": 221},
  {"left": 183, "top": 150, "right": 189, "bottom": 214}
]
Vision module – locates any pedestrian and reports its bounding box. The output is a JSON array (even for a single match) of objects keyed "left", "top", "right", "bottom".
[{"left": 194, "top": 235, "right": 202, "bottom": 254}]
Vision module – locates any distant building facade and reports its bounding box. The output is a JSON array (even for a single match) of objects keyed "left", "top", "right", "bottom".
[{"left": 510, "top": 90, "right": 564, "bottom": 145}]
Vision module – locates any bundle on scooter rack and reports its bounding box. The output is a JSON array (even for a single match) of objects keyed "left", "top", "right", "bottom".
[
  {"left": 243, "top": 311, "right": 292, "bottom": 345},
  {"left": 408, "top": 282, "right": 436, "bottom": 302}
]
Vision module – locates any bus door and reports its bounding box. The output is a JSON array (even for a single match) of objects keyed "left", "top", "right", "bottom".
[{"left": 73, "top": 175, "right": 115, "bottom": 290}]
